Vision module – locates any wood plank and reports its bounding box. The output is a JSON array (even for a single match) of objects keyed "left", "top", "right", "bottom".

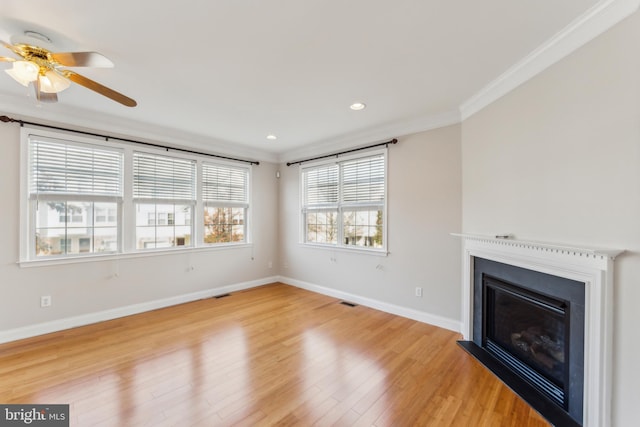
[{"left": 0, "top": 283, "right": 550, "bottom": 426}]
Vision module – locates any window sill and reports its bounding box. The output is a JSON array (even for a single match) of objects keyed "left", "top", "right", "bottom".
[
  {"left": 18, "top": 243, "right": 253, "bottom": 268},
  {"left": 299, "top": 243, "right": 389, "bottom": 257}
]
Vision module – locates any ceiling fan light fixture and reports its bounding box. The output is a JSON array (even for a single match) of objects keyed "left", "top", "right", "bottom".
[
  {"left": 5, "top": 60, "right": 39, "bottom": 86},
  {"left": 1, "top": 37, "right": 136, "bottom": 106},
  {"left": 39, "top": 70, "right": 71, "bottom": 93}
]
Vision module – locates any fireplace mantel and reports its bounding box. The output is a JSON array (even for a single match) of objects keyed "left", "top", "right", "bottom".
[
  {"left": 453, "top": 233, "right": 624, "bottom": 427},
  {"left": 452, "top": 233, "right": 624, "bottom": 262}
]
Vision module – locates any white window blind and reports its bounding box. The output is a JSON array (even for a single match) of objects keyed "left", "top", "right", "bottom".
[
  {"left": 303, "top": 164, "right": 338, "bottom": 207},
  {"left": 301, "top": 151, "right": 386, "bottom": 251},
  {"left": 341, "top": 155, "right": 385, "bottom": 204},
  {"left": 29, "top": 137, "right": 123, "bottom": 197},
  {"left": 202, "top": 162, "right": 248, "bottom": 205},
  {"left": 133, "top": 152, "right": 195, "bottom": 201}
]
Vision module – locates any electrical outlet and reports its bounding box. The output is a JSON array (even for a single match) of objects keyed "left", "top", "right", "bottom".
[
  {"left": 415, "top": 287, "right": 423, "bottom": 298},
  {"left": 40, "top": 295, "right": 52, "bottom": 308}
]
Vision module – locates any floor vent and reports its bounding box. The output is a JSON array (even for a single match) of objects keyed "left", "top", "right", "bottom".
[
  {"left": 214, "top": 293, "right": 231, "bottom": 299},
  {"left": 340, "top": 301, "right": 357, "bottom": 307}
]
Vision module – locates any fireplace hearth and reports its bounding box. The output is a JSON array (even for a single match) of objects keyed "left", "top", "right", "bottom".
[{"left": 453, "top": 234, "right": 622, "bottom": 427}]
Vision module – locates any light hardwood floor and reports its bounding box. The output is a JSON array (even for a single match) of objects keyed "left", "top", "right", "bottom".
[{"left": 0, "top": 283, "right": 549, "bottom": 426}]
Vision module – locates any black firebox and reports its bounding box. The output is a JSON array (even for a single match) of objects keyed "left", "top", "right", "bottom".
[
  {"left": 484, "top": 275, "right": 569, "bottom": 408},
  {"left": 459, "top": 258, "right": 585, "bottom": 426}
]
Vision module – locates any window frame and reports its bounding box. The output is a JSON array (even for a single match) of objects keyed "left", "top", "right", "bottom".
[
  {"left": 132, "top": 150, "right": 197, "bottom": 251},
  {"left": 19, "top": 127, "right": 253, "bottom": 266},
  {"left": 201, "top": 160, "right": 251, "bottom": 246},
  {"left": 22, "top": 130, "right": 124, "bottom": 261},
  {"left": 299, "top": 148, "right": 388, "bottom": 254}
]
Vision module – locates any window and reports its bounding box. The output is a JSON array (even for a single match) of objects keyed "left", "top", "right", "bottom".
[
  {"left": 95, "top": 207, "right": 117, "bottom": 223},
  {"left": 202, "top": 162, "right": 249, "bottom": 244},
  {"left": 79, "top": 238, "right": 91, "bottom": 253},
  {"left": 301, "top": 151, "right": 386, "bottom": 251},
  {"left": 28, "top": 136, "right": 123, "bottom": 258},
  {"left": 59, "top": 213, "right": 83, "bottom": 223},
  {"left": 133, "top": 152, "right": 195, "bottom": 249},
  {"left": 21, "top": 128, "right": 253, "bottom": 263},
  {"left": 303, "top": 164, "right": 339, "bottom": 244}
]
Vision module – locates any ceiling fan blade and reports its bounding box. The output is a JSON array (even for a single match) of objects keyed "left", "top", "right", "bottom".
[
  {"left": 0, "top": 40, "right": 23, "bottom": 57},
  {"left": 34, "top": 78, "right": 58, "bottom": 103},
  {"left": 51, "top": 51, "right": 114, "bottom": 68},
  {"left": 63, "top": 70, "right": 137, "bottom": 107}
]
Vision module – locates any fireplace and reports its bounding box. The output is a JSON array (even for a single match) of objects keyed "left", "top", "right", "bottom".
[
  {"left": 454, "top": 234, "right": 622, "bottom": 427},
  {"left": 484, "top": 275, "right": 570, "bottom": 408},
  {"left": 469, "top": 257, "right": 585, "bottom": 425}
]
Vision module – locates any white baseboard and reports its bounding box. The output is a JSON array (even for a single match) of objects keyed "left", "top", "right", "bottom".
[
  {"left": 278, "top": 276, "right": 462, "bottom": 333},
  {"left": 0, "top": 275, "right": 461, "bottom": 344},
  {"left": 0, "top": 276, "right": 279, "bottom": 344}
]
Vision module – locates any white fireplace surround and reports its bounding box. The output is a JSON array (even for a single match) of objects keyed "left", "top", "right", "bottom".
[{"left": 454, "top": 233, "right": 624, "bottom": 427}]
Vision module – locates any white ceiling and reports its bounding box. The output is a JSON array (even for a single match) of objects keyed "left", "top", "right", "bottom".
[{"left": 0, "top": 1, "right": 634, "bottom": 162}]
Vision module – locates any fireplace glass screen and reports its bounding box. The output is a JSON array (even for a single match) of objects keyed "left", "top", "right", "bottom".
[{"left": 483, "top": 275, "right": 569, "bottom": 408}]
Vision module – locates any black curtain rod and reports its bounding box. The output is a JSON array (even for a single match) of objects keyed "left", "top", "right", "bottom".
[
  {"left": 0, "top": 115, "right": 260, "bottom": 166},
  {"left": 286, "top": 138, "right": 398, "bottom": 166}
]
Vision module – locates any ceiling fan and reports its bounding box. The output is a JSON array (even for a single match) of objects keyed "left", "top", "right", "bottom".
[{"left": 0, "top": 31, "right": 136, "bottom": 107}]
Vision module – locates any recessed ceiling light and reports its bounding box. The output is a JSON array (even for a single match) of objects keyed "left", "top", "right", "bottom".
[
  {"left": 350, "top": 102, "right": 366, "bottom": 111},
  {"left": 266, "top": 134, "right": 277, "bottom": 140}
]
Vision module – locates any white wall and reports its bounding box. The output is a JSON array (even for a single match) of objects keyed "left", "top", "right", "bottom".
[
  {"left": 279, "top": 125, "right": 462, "bottom": 328},
  {"left": 461, "top": 12, "right": 640, "bottom": 427},
  {"left": 0, "top": 122, "right": 280, "bottom": 335}
]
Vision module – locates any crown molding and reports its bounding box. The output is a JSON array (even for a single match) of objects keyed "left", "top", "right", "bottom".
[
  {"left": 0, "top": 95, "right": 280, "bottom": 164},
  {"left": 459, "top": 0, "right": 640, "bottom": 121},
  {"left": 279, "top": 109, "right": 461, "bottom": 164}
]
